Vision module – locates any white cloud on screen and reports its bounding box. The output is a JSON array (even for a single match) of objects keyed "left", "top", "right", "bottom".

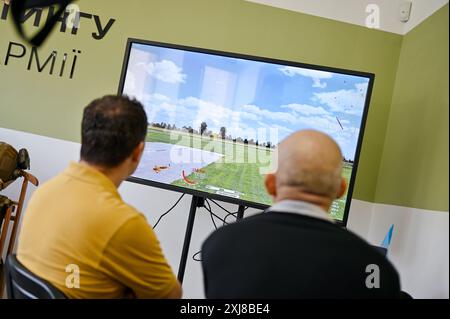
[
  {"left": 314, "top": 82, "right": 369, "bottom": 115},
  {"left": 123, "top": 72, "right": 136, "bottom": 96},
  {"left": 181, "top": 97, "right": 236, "bottom": 129},
  {"left": 137, "top": 60, "right": 187, "bottom": 84},
  {"left": 242, "top": 104, "right": 295, "bottom": 124},
  {"left": 271, "top": 124, "right": 294, "bottom": 135},
  {"left": 282, "top": 104, "right": 331, "bottom": 116},
  {"left": 279, "top": 66, "right": 333, "bottom": 89},
  {"left": 149, "top": 93, "right": 171, "bottom": 103}
]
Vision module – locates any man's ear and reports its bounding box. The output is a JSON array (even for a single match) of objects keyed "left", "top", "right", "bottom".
[
  {"left": 265, "top": 174, "right": 277, "bottom": 198},
  {"left": 131, "top": 142, "right": 145, "bottom": 163},
  {"left": 337, "top": 177, "right": 347, "bottom": 199}
]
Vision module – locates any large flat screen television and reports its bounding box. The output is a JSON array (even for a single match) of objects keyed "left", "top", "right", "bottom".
[{"left": 118, "top": 38, "right": 374, "bottom": 224}]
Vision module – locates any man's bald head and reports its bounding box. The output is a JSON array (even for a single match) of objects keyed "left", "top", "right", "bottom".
[{"left": 266, "top": 130, "right": 346, "bottom": 206}]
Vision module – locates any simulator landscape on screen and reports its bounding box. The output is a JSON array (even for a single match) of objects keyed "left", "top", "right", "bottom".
[{"left": 121, "top": 42, "right": 371, "bottom": 221}]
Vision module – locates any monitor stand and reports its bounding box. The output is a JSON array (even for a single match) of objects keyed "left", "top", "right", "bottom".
[{"left": 177, "top": 195, "right": 246, "bottom": 284}]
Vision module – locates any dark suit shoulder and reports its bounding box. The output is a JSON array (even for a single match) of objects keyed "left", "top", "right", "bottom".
[
  {"left": 203, "top": 210, "right": 400, "bottom": 283},
  {"left": 204, "top": 211, "right": 366, "bottom": 250}
]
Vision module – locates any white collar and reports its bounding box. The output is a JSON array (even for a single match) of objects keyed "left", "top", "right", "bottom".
[{"left": 267, "top": 200, "right": 334, "bottom": 223}]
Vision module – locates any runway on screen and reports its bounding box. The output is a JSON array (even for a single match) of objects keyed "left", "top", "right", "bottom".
[{"left": 132, "top": 142, "right": 224, "bottom": 184}]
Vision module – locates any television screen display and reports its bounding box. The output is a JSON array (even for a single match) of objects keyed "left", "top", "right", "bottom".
[{"left": 119, "top": 39, "right": 374, "bottom": 223}]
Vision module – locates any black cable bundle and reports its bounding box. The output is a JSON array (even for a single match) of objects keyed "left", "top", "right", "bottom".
[
  {"left": 150, "top": 194, "right": 248, "bottom": 263},
  {"left": 152, "top": 194, "right": 185, "bottom": 230}
]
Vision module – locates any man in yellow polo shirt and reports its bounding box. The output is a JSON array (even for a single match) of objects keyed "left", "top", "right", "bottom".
[{"left": 17, "top": 95, "right": 182, "bottom": 299}]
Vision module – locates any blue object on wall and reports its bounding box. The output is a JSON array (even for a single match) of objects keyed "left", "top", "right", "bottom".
[{"left": 381, "top": 225, "right": 395, "bottom": 250}]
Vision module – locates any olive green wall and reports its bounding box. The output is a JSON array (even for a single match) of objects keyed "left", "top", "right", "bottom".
[
  {"left": 376, "top": 5, "right": 449, "bottom": 212},
  {"left": 0, "top": 0, "right": 403, "bottom": 202}
]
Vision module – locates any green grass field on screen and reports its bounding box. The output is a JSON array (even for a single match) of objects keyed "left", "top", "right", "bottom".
[{"left": 146, "top": 127, "right": 352, "bottom": 221}]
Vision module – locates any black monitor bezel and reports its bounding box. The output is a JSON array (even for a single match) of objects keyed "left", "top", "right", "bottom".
[{"left": 118, "top": 38, "right": 375, "bottom": 226}]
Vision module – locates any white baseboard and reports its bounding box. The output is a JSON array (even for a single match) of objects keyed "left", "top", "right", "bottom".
[{"left": 348, "top": 199, "right": 449, "bottom": 299}]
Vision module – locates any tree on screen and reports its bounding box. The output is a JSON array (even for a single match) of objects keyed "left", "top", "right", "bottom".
[
  {"left": 220, "top": 127, "right": 227, "bottom": 140},
  {"left": 200, "top": 122, "right": 208, "bottom": 136}
]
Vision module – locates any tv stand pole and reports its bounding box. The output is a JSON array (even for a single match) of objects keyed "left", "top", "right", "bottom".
[
  {"left": 177, "top": 195, "right": 205, "bottom": 283},
  {"left": 236, "top": 205, "right": 246, "bottom": 220}
]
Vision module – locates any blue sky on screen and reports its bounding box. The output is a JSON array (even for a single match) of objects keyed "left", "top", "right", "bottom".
[{"left": 123, "top": 43, "right": 370, "bottom": 161}]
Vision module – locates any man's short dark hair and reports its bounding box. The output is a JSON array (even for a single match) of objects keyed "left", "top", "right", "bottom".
[{"left": 81, "top": 95, "right": 148, "bottom": 167}]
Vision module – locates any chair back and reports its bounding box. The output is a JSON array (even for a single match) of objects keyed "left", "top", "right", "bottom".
[{"left": 5, "top": 255, "right": 66, "bottom": 299}]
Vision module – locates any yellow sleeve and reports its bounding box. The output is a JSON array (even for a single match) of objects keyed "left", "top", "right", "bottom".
[{"left": 99, "top": 215, "right": 178, "bottom": 299}]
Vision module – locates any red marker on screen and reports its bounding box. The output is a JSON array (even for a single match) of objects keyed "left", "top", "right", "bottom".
[{"left": 182, "top": 171, "right": 197, "bottom": 185}]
